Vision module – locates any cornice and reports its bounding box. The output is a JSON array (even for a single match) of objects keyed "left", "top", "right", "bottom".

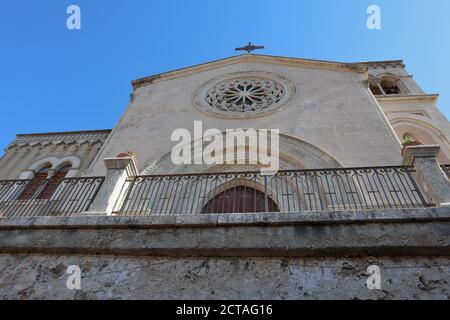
[
  {"left": 15, "top": 129, "right": 111, "bottom": 139},
  {"left": 8, "top": 130, "right": 111, "bottom": 150},
  {"left": 353, "top": 60, "right": 405, "bottom": 69},
  {"left": 375, "top": 94, "right": 439, "bottom": 104},
  {"left": 131, "top": 54, "right": 369, "bottom": 91}
]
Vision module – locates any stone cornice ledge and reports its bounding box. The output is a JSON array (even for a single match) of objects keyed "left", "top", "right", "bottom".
[
  {"left": 0, "top": 207, "right": 449, "bottom": 258},
  {"left": 375, "top": 94, "right": 439, "bottom": 104},
  {"left": 0, "top": 207, "right": 448, "bottom": 230}
]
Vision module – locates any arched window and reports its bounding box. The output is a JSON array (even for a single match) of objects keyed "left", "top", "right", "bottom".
[
  {"left": 202, "top": 186, "right": 279, "bottom": 214},
  {"left": 369, "top": 84, "right": 383, "bottom": 95},
  {"left": 369, "top": 79, "right": 383, "bottom": 95},
  {"left": 380, "top": 77, "right": 401, "bottom": 95},
  {"left": 38, "top": 164, "right": 72, "bottom": 200},
  {"left": 18, "top": 164, "right": 72, "bottom": 200},
  {"left": 18, "top": 165, "right": 51, "bottom": 200}
]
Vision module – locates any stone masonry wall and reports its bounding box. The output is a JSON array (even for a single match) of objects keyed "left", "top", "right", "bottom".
[
  {"left": 0, "top": 255, "right": 448, "bottom": 300},
  {"left": 0, "top": 208, "right": 449, "bottom": 300}
]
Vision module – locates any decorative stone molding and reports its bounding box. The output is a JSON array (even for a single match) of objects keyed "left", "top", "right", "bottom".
[
  {"left": 403, "top": 145, "right": 450, "bottom": 206},
  {"left": 8, "top": 130, "right": 111, "bottom": 150},
  {"left": 376, "top": 94, "right": 439, "bottom": 104},
  {"left": 391, "top": 118, "right": 450, "bottom": 147},
  {"left": 142, "top": 133, "right": 341, "bottom": 175},
  {"left": 193, "top": 71, "right": 296, "bottom": 119},
  {"left": 206, "top": 78, "right": 285, "bottom": 112},
  {"left": 29, "top": 156, "right": 81, "bottom": 171},
  {"left": 14, "top": 130, "right": 110, "bottom": 144},
  {"left": 354, "top": 60, "right": 405, "bottom": 69},
  {"left": 18, "top": 156, "right": 82, "bottom": 180}
]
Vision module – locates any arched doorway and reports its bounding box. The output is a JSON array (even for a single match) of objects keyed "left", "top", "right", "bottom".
[{"left": 201, "top": 186, "right": 279, "bottom": 214}]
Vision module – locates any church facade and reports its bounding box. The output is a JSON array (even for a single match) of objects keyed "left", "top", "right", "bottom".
[
  {"left": 0, "top": 54, "right": 449, "bottom": 299},
  {"left": 1, "top": 55, "right": 449, "bottom": 180}
]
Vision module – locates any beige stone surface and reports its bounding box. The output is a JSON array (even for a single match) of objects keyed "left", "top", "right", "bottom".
[
  {"left": 86, "top": 55, "right": 403, "bottom": 176},
  {"left": 0, "top": 255, "right": 448, "bottom": 300},
  {"left": 0, "top": 207, "right": 449, "bottom": 300},
  {"left": 362, "top": 61, "right": 450, "bottom": 164},
  {"left": 0, "top": 130, "right": 110, "bottom": 180}
]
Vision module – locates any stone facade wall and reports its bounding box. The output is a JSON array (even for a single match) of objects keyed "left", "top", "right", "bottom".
[
  {"left": 1, "top": 254, "right": 448, "bottom": 300},
  {"left": 86, "top": 55, "right": 403, "bottom": 176},
  {"left": 0, "top": 208, "right": 448, "bottom": 300},
  {"left": 0, "top": 130, "right": 110, "bottom": 180}
]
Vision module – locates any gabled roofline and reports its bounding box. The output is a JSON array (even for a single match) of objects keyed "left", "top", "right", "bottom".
[{"left": 131, "top": 54, "right": 369, "bottom": 91}]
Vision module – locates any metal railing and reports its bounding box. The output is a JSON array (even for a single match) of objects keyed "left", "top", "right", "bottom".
[
  {"left": 441, "top": 165, "right": 450, "bottom": 179},
  {"left": 115, "top": 166, "right": 430, "bottom": 216},
  {"left": 0, "top": 177, "right": 104, "bottom": 218}
]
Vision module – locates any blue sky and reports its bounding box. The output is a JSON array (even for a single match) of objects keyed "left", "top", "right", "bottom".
[{"left": 0, "top": 0, "right": 449, "bottom": 149}]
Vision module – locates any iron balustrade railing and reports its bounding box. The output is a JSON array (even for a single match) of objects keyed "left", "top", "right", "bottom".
[
  {"left": 441, "top": 165, "right": 450, "bottom": 179},
  {"left": 115, "top": 166, "right": 430, "bottom": 216},
  {"left": 0, "top": 177, "right": 104, "bottom": 218}
]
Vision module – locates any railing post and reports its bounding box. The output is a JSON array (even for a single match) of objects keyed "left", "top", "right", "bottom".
[
  {"left": 86, "top": 156, "right": 138, "bottom": 215},
  {"left": 263, "top": 175, "right": 269, "bottom": 213},
  {"left": 403, "top": 145, "right": 450, "bottom": 207}
]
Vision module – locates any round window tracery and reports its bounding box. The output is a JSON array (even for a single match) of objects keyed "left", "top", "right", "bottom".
[
  {"left": 205, "top": 78, "right": 285, "bottom": 113},
  {"left": 193, "top": 72, "right": 296, "bottom": 119}
]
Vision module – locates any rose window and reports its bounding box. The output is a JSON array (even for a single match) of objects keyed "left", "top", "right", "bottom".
[{"left": 205, "top": 79, "right": 285, "bottom": 113}]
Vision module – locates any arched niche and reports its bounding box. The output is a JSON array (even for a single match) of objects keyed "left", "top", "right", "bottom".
[{"left": 391, "top": 118, "right": 450, "bottom": 163}]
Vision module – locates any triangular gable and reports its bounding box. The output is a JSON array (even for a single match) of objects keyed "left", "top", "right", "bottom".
[{"left": 131, "top": 54, "right": 369, "bottom": 90}]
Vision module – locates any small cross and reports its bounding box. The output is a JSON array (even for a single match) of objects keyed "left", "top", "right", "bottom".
[{"left": 235, "top": 42, "right": 265, "bottom": 54}]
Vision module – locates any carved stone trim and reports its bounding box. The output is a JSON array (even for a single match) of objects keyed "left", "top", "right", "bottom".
[{"left": 193, "top": 71, "right": 296, "bottom": 119}]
